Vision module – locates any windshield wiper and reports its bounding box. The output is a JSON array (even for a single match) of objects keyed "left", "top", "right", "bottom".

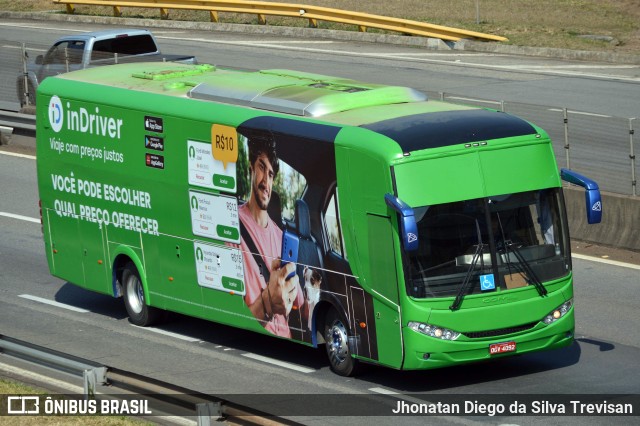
[
  {"left": 450, "top": 219, "right": 486, "bottom": 311},
  {"left": 450, "top": 243, "right": 485, "bottom": 311},
  {"left": 495, "top": 212, "right": 547, "bottom": 297},
  {"left": 506, "top": 243, "right": 548, "bottom": 297}
]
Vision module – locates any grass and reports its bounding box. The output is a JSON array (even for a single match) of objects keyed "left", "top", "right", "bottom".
[
  {"left": 0, "top": 379, "right": 151, "bottom": 425},
  {"left": 1, "top": 0, "right": 639, "bottom": 53}
]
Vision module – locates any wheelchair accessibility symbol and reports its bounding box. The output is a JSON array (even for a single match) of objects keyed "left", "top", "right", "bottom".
[{"left": 480, "top": 274, "right": 495, "bottom": 291}]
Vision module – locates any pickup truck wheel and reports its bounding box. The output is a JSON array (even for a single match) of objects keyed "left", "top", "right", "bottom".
[
  {"left": 122, "top": 262, "right": 162, "bottom": 326},
  {"left": 324, "top": 308, "right": 359, "bottom": 376}
]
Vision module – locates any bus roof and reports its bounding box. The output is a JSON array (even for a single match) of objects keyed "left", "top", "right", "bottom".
[
  {"left": 55, "top": 62, "right": 438, "bottom": 121},
  {"left": 54, "top": 62, "right": 540, "bottom": 152}
]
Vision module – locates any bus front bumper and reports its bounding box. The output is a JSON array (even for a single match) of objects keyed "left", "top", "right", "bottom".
[{"left": 401, "top": 311, "right": 574, "bottom": 370}]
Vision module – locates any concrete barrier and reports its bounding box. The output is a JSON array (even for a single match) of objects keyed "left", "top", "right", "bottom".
[{"left": 564, "top": 187, "right": 640, "bottom": 251}]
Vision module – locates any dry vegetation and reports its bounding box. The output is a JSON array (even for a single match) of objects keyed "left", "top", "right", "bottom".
[{"left": 1, "top": 0, "right": 639, "bottom": 52}]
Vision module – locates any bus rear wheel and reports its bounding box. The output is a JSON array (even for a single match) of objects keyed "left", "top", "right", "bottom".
[
  {"left": 122, "top": 262, "right": 161, "bottom": 326},
  {"left": 324, "top": 308, "right": 359, "bottom": 376}
]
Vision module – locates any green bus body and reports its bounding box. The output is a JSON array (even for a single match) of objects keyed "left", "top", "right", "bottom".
[{"left": 36, "top": 62, "right": 593, "bottom": 374}]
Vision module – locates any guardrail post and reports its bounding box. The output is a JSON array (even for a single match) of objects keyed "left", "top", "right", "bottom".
[
  {"left": 21, "top": 43, "right": 30, "bottom": 107},
  {"left": 83, "top": 368, "right": 106, "bottom": 399},
  {"left": 563, "top": 107, "right": 570, "bottom": 169},
  {"left": 196, "top": 402, "right": 222, "bottom": 425},
  {"left": 210, "top": 10, "right": 219, "bottom": 22},
  {"left": 161, "top": 8, "right": 169, "bottom": 19},
  {"left": 258, "top": 14, "right": 266, "bottom": 25},
  {"left": 64, "top": 47, "right": 70, "bottom": 73},
  {"left": 66, "top": 3, "right": 75, "bottom": 14},
  {"left": 113, "top": 6, "right": 122, "bottom": 17},
  {"left": 630, "top": 118, "right": 637, "bottom": 196},
  {"left": 358, "top": 25, "right": 367, "bottom": 32}
]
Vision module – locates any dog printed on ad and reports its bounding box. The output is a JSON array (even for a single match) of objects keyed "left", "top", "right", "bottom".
[{"left": 303, "top": 266, "right": 322, "bottom": 331}]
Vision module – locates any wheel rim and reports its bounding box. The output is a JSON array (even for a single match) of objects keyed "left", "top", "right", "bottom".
[
  {"left": 326, "top": 319, "right": 349, "bottom": 366},
  {"left": 126, "top": 274, "right": 144, "bottom": 315}
]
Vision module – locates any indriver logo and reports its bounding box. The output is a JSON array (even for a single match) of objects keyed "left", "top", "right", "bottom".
[
  {"left": 49, "top": 95, "right": 64, "bottom": 133},
  {"left": 48, "top": 95, "right": 123, "bottom": 139}
]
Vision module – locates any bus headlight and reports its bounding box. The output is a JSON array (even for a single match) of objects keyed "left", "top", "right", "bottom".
[
  {"left": 542, "top": 299, "right": 573, "bottom": 324},
  {"left": 408, "top": 321, "right": 460, "bottom": 340}
]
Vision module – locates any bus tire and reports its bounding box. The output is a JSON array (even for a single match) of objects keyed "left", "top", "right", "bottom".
[
  {"left": 324, "top": 308, "right": 359, "bottom": 376},
  {"left": 122, "top": 262, "right": 161, "bottom": 326}
]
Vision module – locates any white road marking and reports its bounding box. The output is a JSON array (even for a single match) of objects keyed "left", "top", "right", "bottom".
[
  {"left": 0, "top": 22, "right": 89, "bottom": 33},
  {"left": 507, "top": 64, "right": 637, "bottom": 70},
  {"left": 369, "top": 386, "right": 398, "bottom": 395},
  {"left": 0, "top": 212, "right": 39, "bottom": 223},
  {"left": 382, "top": 52, "right": 508, "bottom": 57},
  {"left": 245, "top": 40, "right": 336, "bottom": 44},
  {"left": 130, "top": 325, "right": 203, "bottom": 343},
  {"left": 18, "top": 294, "right": 90, "bottom": 313},
  {"left": 241, "top": 353, "right": 315, "bottom": 373},
  {"left": 572, "top": 253, "right": 640, "bottom": 271},
  {"left": 0, "top": 151, "right": 36, "bottom": 160}
]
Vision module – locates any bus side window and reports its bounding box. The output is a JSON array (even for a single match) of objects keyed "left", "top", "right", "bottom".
[{"left": 324, "top": 189, "right": 346, "bottom": 259}]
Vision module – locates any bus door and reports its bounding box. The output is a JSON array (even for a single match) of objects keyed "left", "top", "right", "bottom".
[
  {"left": 367, "top": 213, "right": 404, "bottom": 367},
  {"left": 44, "top": 208, "right": 85, "bottom": 288},
  {"left": 79, "top": 220, "right": 109, "bottom": 293}
]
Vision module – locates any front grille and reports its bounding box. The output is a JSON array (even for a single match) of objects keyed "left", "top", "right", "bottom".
[{"left": 462, "top": 321, "right": 538, "bottom": 339}]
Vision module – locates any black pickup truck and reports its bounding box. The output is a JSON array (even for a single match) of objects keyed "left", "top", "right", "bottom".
[{"left": 17, "top": 28, "right": 197, "bottom": 107}]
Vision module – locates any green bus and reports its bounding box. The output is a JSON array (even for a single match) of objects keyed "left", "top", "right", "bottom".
[{"left": 36, "top": 62, "right": 602, "bottom": 376}]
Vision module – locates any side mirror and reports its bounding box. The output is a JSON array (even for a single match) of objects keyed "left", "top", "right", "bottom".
[
  {"left": 384, "top": 194, "right": 419, "bottom": 251},
  {"left": 561, "top": 168, "right": 602, "bottom": 224},
  {"left": 35, "top": 54, "right": 43, "bottom": 65}
]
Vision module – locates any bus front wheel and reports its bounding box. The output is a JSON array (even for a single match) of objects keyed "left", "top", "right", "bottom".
[
  {"left": 324, "top": 308, "right": 359, "bottom": 376},
  {"left": 122, "top": 262, "right": 161, "bottom": 326}
]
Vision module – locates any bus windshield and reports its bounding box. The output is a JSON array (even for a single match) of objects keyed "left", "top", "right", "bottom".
[{"left": 403, "top": 188, "right": 570, "bottom": 299}]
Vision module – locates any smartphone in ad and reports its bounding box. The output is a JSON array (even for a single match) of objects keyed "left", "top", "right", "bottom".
[{"left": 281, "top": 229, "right": 299, "bottom": 279}]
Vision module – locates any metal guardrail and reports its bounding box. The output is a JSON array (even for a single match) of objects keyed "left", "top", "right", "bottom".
[
  {"left": 52, "top": 0, "right": 508, "bottom": 42},
  {"left": 0, "top": 334, "right": 291, "bottom": 425},
  {"left": 0, "top": 110, "right": 36, "bottom": 137}
]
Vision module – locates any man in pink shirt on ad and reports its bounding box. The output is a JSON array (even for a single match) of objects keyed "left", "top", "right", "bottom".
[{"left": 239, "top": 137, "right": 305, "bottom": 337}]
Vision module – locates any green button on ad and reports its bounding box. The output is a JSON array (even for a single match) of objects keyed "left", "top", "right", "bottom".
[
  {"left": 222, "top": 277, "right": 244, "bottom": 292},
  {"left": 216, "top": 225, "right": 239, "bottom": 241},
  {"left": 213, "top": 174, "right": 236, "bottom": 189}
]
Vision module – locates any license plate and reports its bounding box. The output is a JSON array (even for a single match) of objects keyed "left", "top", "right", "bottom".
[{"left": 489, "top": 341, "right": 516, "bottom": 355}]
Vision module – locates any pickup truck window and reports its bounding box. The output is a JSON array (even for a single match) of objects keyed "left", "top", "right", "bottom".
[
  {"left": 91, "top": 35, "right": 157, "bottom": 61},
  {"left": 44, "top": 41, "right": 85, "bottom": 65}
]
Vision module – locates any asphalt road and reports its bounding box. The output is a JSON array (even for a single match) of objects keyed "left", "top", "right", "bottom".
[{"left": 0, "top": 17, "right": 639, "bottom": 425}]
